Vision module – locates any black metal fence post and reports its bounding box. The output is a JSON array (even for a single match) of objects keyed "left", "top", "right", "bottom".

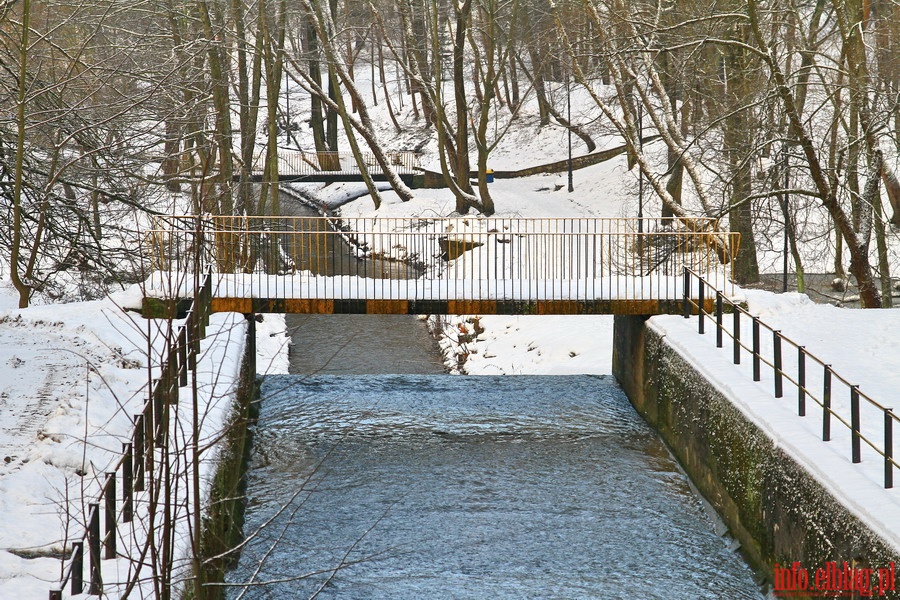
[
  {"left": 178, "top": 326, "right": 188, "bottom": 387},
  {"left": 716, "top": 292, "right": 723, "bottom": 348},
  {"left": 752, "top": 316, "right": 761, "bottom": 382},
  {"left": 71, "top": 541, "right": 83, "bottom": 595},
  {"left": 851, "top": 386, "right": 861, "bottom": 464},
  {"left": 885, "top": 409, "right": 894, "bottom": 489},
  {"left": 733, "top": 310, "right": 741, "bottom": 365},
  {"left": 682, "top": 267, "right": 690, "bottom": 319},
  {"left": 823, "top": 366, "right": 832, "bottom": 442},
  {"left": 773, "top": 331, "right": 783, "bottom": 398},
  {"left": 134, "top": 414, "right": 145, "bottom": 492},
  {"left": 88, "top": 504, "right": 102, "bottom": 595},
  {"left": 104, "top": 473, "right": 116, "bottom": 559},
  {"left": 186, "top": 310, "right": 198, "bottom": 372},
  {"left": 153, "top": 380, "right": 164, "bottom": 444},
  {"left": 698, "top": 279, "right": 705, "bottom": 334},
  {"left": 143, "top": 403, "right": 153, "bottom": 474},
  {"left": 123, "top": 443, "right": 133, "bottom": 522},
  {"left": 166, "top": 351, "right": 178, "bottom": 405},
  {"left": 797, "top": 347, "right": 806, "bottom": 417}
]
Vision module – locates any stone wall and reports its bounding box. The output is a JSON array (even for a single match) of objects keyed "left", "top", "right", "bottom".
[{"left": 612, "top": 315, "right": 900, "bottom": 596}]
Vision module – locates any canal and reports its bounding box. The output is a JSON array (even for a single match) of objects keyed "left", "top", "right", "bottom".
[
  {"left": 225, "top": 327, "right": 764, "bottom": 598},
  {"left": 223, "top": 197, "right": 764, "bottom": 598}
]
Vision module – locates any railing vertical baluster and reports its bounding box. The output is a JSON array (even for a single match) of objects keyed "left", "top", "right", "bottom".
[
  {"left": 71, "top": 541, "right": 84, "bottom": 595},
  {"left": 698, "top": 279, "right": 705, "bottom": 334},
  {"left": 885, "top": 409, "right": 894, "bottom": 489},
  {"left": 733, "top": 309, "right": 741, "bottom": 365},
  {"left": 104, "top": 473, "right": 116, "bottom": 559},
  {"left": 773, "top": 331, "right": 783, "bottom": 398},
  {"left": 797, "top": 347, "right": 806, "bottom": 417},
  {"left": 153, "top": 380, "right": 164, "bottom": 443},
  {"left": 88, "top": 504, "right": 102, "bottom": 595},
  {"left": 187, "top": 311, "right": 199, "bottom": 371},
  {"left": 752, "top": 316, "right": 761, "bottom": 382},
  {"left": 134, "top": 414, "right": 145, "bottom": 491},
  {"left": 178, "top": 326, "right": 188, "bottom": 387},
  {"left": 49, "top": 590, "right": 61, "bottom": 600},
  {"left": 716, "top": 292, "right": 723, "bottom": 348},
  {"left": 123, "top": 443, "right": 133, "bottom": 522},
  {"left": 851, "top": 385, "right": 861, "bottom": 464},
  {"left": 166, "top": 351, "right": 178, "bottom": 405},
  {"left": 823, "top": 365, "right": 832, "bottom": 441},
  {"left": 682, "top": 267, "right": 690, "bottom": 319},
  {"left": 144, "top": 402, "right": 154, "bottom": 474}
]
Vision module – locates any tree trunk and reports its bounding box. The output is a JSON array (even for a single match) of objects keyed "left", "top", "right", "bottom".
[
  {"left": 747, "top": 0, "right": 880, "bottom": 306},
  {"left": 11, "top": 0, "right": 33, "bottom": 308},
  {"left": 452, "top": 0, "right": 475, "bottom": 212},
  {"left": 197, "top": 0, "right": 235, "bottom": 215}
]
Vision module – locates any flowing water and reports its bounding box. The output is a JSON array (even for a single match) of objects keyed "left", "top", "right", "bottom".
[{"left": 226, "top": 366, "right": 764, "bottom": 599}]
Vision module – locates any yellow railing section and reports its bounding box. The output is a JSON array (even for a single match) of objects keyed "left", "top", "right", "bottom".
[{"left": 145, "top": 216, "right": 739, "bottom": 306}]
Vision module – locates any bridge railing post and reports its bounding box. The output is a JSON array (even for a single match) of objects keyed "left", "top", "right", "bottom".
[{"left": 733, "top": 309, "right": 741, "bottom": 365}]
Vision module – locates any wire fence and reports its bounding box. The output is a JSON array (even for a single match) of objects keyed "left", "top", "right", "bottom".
[{"left": 682, "top": 267, "right": 896, "bottom": 489}]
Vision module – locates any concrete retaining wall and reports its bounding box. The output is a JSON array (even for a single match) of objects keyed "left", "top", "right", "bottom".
[
  {"left": 188, "top": 315, "right": 259, "bottom": 600},
  {"left": 612, "top": 315, "right": 900, "bottom": 595}
]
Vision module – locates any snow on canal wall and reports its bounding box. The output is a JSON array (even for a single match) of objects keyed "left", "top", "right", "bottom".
[{"left": 613, "top": 315, "right": 900, "bottom": 596}]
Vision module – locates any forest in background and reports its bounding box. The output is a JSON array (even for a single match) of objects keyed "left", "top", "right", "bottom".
[{"left": 0, "top": 0, "right": 898, "bottom": 306}]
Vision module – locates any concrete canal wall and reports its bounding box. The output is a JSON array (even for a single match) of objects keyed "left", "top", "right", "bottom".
[
  {"left": 612, "top": 315, "right": 900, "bottom": 595},
  {"left": 187, "top": 316, "right": 258, "bottom": 600}
]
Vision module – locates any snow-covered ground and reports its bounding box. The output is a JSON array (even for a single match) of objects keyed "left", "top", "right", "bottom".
[{"left": 0, "top": 278, "right": 248, "bottom": 598}]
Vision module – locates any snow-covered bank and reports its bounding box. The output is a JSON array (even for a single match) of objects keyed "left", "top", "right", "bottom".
[
  {"left": 0, "top": 279, "right": 250, "bottom": 598},
  {"left": 429, "top": 314, "right": 614, "bottom": 375},
  {"left": 651, "top": 292, "right": 900, "bottom": 554}
]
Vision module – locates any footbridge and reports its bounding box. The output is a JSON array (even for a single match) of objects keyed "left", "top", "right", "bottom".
[
  {"left": 142, "top": 216, "right": 738, "bottom": 316},
  {"left": 243, "top": 149, "right": 420, "bottom": 184}
]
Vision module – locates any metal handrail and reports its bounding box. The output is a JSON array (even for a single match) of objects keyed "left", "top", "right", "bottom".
[
  {"left": 50, "top": 273, "right": 214, "bottom": 599},
  {"left": 682, "top": 267, "right": 897, "bottom": 489}
]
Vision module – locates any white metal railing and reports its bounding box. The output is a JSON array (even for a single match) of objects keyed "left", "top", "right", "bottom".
[{"left": 144, "top": 216, "right": 738, "bottom": 306}]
